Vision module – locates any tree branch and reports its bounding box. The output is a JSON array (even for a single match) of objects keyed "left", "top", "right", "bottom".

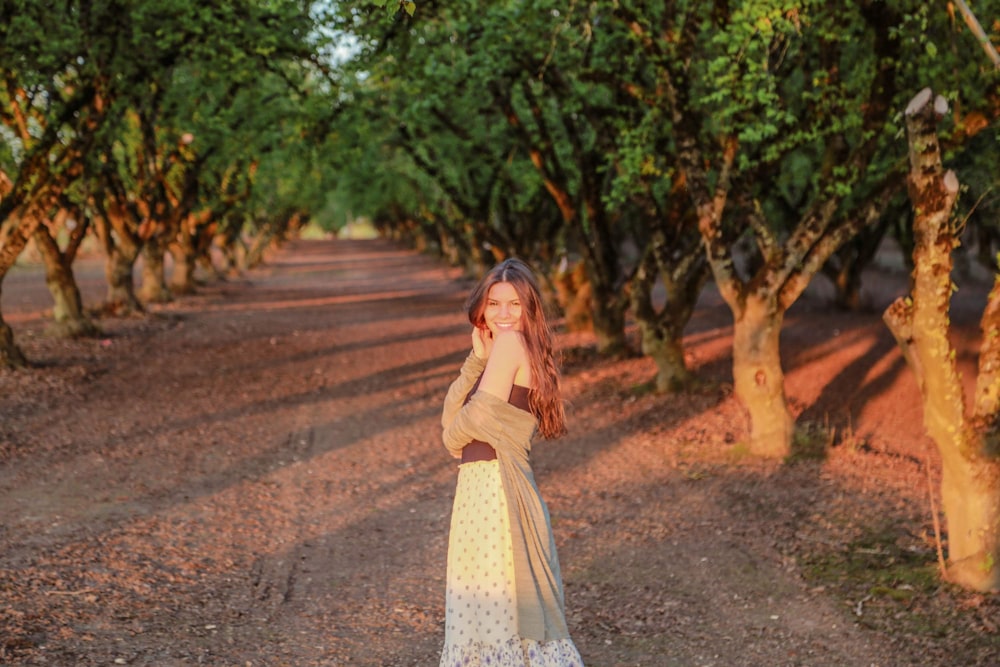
[{"left": 953, "top": 0, "right": 1000, "bottom": 69}]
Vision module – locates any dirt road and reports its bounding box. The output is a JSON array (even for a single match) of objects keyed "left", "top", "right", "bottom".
[{"left": 1, "top": 238, "right": 990, "bottom": 665}]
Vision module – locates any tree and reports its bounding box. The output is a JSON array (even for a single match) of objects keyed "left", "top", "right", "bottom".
[
  {"left": 348, "top": 1, "right": 998, "bottom": 406},
  {"left": 0, "top": 0, "right": 113, "bottom": 364},
  {"left": 625, "top": 1, "right": 997, "bottom": 456},
  {"left": 31, "top": 195, "right": 100, "bottom": 337},
  {"left": 336, "top": 0, "right": 703, "bottom": 359},
  {"left": 884, "top": 88, "right": 1000, "bottom": 592},
  {"left": 0, "top": 0, "right": 332, "bottom": 364}
]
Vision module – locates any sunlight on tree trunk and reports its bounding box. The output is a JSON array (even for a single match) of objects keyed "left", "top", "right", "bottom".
[
  {"left": 953, "top": 0, "right": 1000, "bottom": 68},
  {"left": 732, "top": 295, "right": 795, "bottom": 457},
  {"left": 883, "top": 87, "right": 1000, "bottom": 592},
  {"left": 553, "top": 261, "right": 593, "bottom": 334},
  {"left": 33, "top": 225, "right": 98, "bottom": 338}
]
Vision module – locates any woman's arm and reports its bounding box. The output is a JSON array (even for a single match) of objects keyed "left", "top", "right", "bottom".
[{"left": 441, "top": 350, "right": 486, "bottom": 432}]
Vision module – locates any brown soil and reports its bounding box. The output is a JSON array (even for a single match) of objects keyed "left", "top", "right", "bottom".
[{"left": 1, "top": 238, "right": 998, "bottom": 666}]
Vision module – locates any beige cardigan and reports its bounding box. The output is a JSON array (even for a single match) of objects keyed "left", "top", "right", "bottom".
[{"left": 441, "top": 351, "right": 570, "bottom": 642}]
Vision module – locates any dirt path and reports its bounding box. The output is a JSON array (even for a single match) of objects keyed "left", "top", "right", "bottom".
[{"left": 0, "top": 238, "right": 992, "bottom": 666}]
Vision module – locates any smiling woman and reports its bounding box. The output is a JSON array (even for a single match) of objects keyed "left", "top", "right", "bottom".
[{"left": 439, "top": 258, "right": 583, "bottom": 666}]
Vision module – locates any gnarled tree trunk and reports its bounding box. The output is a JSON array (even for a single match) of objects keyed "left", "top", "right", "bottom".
[
  {"left": 33, "top": 221, "right": 99, "bottom": 338},
  {"left": 883, "top": 87, "right": 1000, "bottom": 592}
]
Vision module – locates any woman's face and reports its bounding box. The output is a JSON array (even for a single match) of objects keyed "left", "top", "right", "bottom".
[{"left": 483, "top": 281, "right": 523, "bottom": 336}]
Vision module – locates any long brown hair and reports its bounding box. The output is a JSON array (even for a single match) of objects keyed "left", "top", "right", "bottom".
[{"left": 466, "top": 258, "right": 566, "bottom": 439}]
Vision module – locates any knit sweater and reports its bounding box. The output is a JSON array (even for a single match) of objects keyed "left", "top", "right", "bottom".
[{"left": 441, "top": 351, "right": 570, "bottom": 643}]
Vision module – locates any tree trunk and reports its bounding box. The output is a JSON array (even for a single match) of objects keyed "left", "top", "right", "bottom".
[
  {"left": 973, "top": 278, "right": 1000, "bottom": 421},
  {"left": 940, "top": 448, "right": 1000, "bottom": 589},
  {"left": 496, "top": 82, "right": 627, "bottom": 354},
  {"left": 553, "top": 260, "right": 593, "bottom": 333},
  {"left": 590, "top": 291, "right": 627, "bottom": 356},
  {"left": 139, "top": 234, "right": 173, "bottom": 304},
  {"left": 0, "top": 209, "right": 42, "bottom": 366},
  {"left": 168, "top": 226, "right": 197, "bottom": 296},
  {"left": 198, "top": 253, "right": 226, "bottom": 282},
  {"left": 218, "top": 233, "right": 245, "bottom": 277},
  {"left": 245, "top": 224, "right": 277, "bottom": 269},
  {"left": 732, "top": 295, "right": 795, "bottom": 457},
  {"left": 581, "top": 224, "right": 627, "bottom": 356},
  {"left": 831, "top": 266, "right": 862, "bottom": 311},
  {"left": 104, "top": 248, "right": 143, "bottom": 315},
  {"left": 32, "top": 224, "right": 99, "bottom": 338},
  {"left": 630, "top": 229, "right": 707, "bottom": 392},
  {"left": 94, "top": 215, "right": 143, "bottom": 316},
  {"left": 825, "top": 213, "right": 893, "bottom": 311},
  {"left": 883, "top": 87, "right": 1000, "bottom": 592},
  {"left": 580, "top": 200, "right": 628, "bottom": 357},
  {"left": 643, "top": 334, "right": 690, "bottom": 393},
  {"left": 678, "top": 132, "right": 796, "bottom": 456},
  {"left": 0, "top": 299, "right": 27, "bottom": 369}
]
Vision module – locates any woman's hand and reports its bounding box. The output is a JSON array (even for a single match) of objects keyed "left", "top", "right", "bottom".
[{"left": 471, "top": 326, "right": 493, "bottom": 360}]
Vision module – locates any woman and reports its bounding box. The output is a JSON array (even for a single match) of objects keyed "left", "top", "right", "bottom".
[{"left": 439, "top": 258, "right": 584, "bottom": 667}]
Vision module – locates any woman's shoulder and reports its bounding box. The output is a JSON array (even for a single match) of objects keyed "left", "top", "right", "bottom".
[
  {"left": 476, "top": 331, "right": 531, "bottom": 400},
  {"left": 490, "top": 331, "right": 527, "bottom": 360}
]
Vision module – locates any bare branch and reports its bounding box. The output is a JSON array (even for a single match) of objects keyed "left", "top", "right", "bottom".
[{"left": 953, "top": 0, "right": 1000, "bottom": 68}]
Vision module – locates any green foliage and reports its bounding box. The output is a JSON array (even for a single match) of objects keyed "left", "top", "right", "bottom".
[
  {"left": 0, "top": 0, "right": 336, "bottom": 250},
  {"left": 9, "top": 0, "right": 993, "bottom": 293},
  {"left": 700, "top": 1, "right": 806, "bottom": 158},
  {"left": 319, "top": 0, "right": 592, "bottom": 264},
  {"left": 371, "top": 0, "right": 416, "bottom": 17}
]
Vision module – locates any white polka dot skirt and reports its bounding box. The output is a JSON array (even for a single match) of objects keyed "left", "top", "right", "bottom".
[{"left": 439, "top": 460, "right": 584, "bottom": 667}]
